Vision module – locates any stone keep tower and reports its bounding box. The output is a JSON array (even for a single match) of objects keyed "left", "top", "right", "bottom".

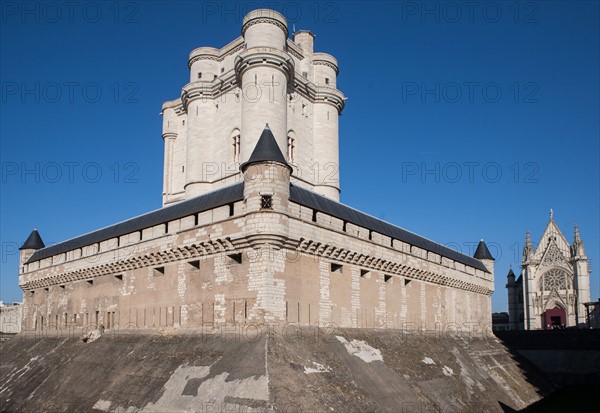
[
  {"left": 508, "top": 211, "right": 591, "bottom": 330},
  {"left": 161, "top": 9, "right": 345, "bottom": 206}
]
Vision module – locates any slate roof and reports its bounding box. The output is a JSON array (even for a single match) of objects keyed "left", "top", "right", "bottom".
[
  {"left": 26, "top": 183, "right": 244, "bottom": 264},
  {"left": 20, "top": 229, "right": 45, "bottom": 251},
  {"left": 26, "top": 180, "right": 488, "bottom": 273},
  {"left": 473, "top": 240, "right": 494, "bottom": 260},
  {"left": 289, "top": 184, "right": 489, "bottom": 272},
  {"left": 240, "top": 124, "right": 291, "bottom": 172}
]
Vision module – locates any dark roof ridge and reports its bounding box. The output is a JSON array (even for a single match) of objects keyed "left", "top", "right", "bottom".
[
  {"left": 289, "top": 184, "right": 489, "bottom": 273},
  {"left": 26, "top": 182, "right": 244, "bottom": 264}
]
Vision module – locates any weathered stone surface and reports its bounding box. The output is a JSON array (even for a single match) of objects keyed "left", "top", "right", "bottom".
[{"left": 0, "top": 328, "right": 556, "bottom": 412}]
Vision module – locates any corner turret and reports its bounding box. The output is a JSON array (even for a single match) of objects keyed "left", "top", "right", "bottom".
[
  {"left": 473, "top": 239, "right": 495, "bottom": 276},
  {"left": 19, "top": 228, "right": 45, "bottom": 272}
]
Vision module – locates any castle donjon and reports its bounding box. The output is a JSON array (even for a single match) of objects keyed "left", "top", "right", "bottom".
[{"left": 18, "top": 9, "right": 495, "bottom": 332}]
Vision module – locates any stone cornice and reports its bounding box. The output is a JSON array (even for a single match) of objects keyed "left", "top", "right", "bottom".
[
  {"left": 296, "top": 238, "right": 493, "bottom": 296},
  {"left": 234, "top": 48, "right": 295, "bottom": 81},
  {"left": 20, "top": 237, "right": 237, "bottom": 290},
  {"left": 241, "top": 9, "right": 288, "bottom": 38},
  {"left": 188, "top": 39, "right": 245, "bottom": 69}
]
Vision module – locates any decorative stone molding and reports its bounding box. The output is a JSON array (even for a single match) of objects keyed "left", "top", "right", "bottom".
[
  {"left": 21, "top": 237, "right": 236, "bottom": 290},
  {"left": 296, "top": 238, "right": 493, "bottom": 296},
  {"left": 234, "top": 49, "right": 295, "bottom": 81}
]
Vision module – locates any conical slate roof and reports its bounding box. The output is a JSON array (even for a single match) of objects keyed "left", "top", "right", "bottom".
[
  {"left": 20, "top": 229, "right": 45, "bottom": 250},
  {"left": 507, "top": 268, "right": 515, "bottom": 277},
  {"left": 473, "top": 239, "right": 494, "bottom": 260},
  {"left": 240, "top": 124, "right": 291, "bottom": 172}
]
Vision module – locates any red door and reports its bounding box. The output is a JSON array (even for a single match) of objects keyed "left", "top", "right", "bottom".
[{"left": 544, "top": 306, "right": 566, "bottom": 329}]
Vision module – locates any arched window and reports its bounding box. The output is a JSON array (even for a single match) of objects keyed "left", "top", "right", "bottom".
[
  {"left": 287, "top": 135, "right": 296, "bottom": 163},
  {"left": 232, "top": 131, "right": 241, "bottom": 163}
]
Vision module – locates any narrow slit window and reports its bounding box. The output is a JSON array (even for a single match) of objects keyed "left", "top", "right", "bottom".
[
  {"left": 325, "top": 77, "right": 330, "bottom": 85},
  {"left": 229, "top": 203, "right": 235, "bottom": 216},
  {"left": 198, "top": 72, "right": 202, "bottom": 79},
  {"left": 232, "top": 134, "right": 241, "bottom": 163},
  {"left": 287, "top": 136, "right": 295, "bottom": 163},
  {"left": 312, "top": 210, "right": 318, "bottom": 222}
]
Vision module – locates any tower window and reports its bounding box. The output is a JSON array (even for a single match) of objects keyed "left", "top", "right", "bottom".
[
  {"left": 261, "top": 195, "right": 273, "bottom": 210},
  {"left": 198, "top": 73, "right": 202, "bottom": 79},
  {"left": 287, "top": 136, "right": 295, "bottom": 163},
  {"left": 221, "top": 67, "right": 224, "bottom": 73},
  {"left": 233, "top": 134, "right": 241, "bottom": 163},
  {"left": 325, "top": 77, "right": 330, "bottom": 85},
  {"left": 302, "top": 71, "right": 308, "bottom": 78}
]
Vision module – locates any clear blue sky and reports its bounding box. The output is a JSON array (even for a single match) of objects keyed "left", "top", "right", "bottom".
[{"left": 1, "top": 1, "right": 598, "bottom": 313}]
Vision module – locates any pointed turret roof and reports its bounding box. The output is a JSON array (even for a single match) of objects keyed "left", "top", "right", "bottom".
[
  {"left": 473, "top": 239, "right": 494, "bottom": 260},
  {"left": 20, "top": 228, "right": 45, "bottom": 250},
  {"left": 507, "top": 267, "right": 515, "bottom": 277},
  {"left": 240, "top": 124, "right": 292, "bottom": 172}
]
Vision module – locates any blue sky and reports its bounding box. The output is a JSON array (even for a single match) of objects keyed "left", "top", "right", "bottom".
[{"left": 1, "top": 1, "right": 598, "bottom": 313}]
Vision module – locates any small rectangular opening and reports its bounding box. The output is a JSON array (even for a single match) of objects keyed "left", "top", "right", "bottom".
[
  {"left": 342, "top": 221, "right": 347, "bottom": 232},
  {"left": 221, "top": 67, "right": 224, "bottom": 73},
  {"left": 198, "top": 72, "right": 202, "bottom": 79},
  {"left": 194, "top": 214, "right": 199, "bottom": 226},
  {"left": 227, "top": 253, "right": 242, "bottom": 265},
  {"left": 260, "top": 195, "right": 273, "bottom": 210},
  {"left": 360, "top": 269, "right": 369, "bottom": 278},
  {"left": 325, "top": 77, "right": 330, "bottom": 85},
  {"left": 153, "top": 267, "right": 165, "bottom": 277},
  {"left": 331, "top": 263, "right": 343, "bottom": 274},
  {"left": 229, "top": 203, "right": 235, "bottom": 216},
  {"left": 164, "top": 222, "right": 169, "bottom": 234},
  {"left": 368, "top": 231, "right": 373, "bottom": 240},
  {"left": 114, "top": 274, "right": 123, "bottom": 281},
  {"left": 189, "top": 260, "right": 200, "bottom": 270},
  {"left": 404, "top": 279, "right": 411, "bottom": 286},
  {"left": 312, "top": 210, "right": 318, "bottom": 222},
  {"left": 384, "top": 275, "right": 392, "bottom": 283}
]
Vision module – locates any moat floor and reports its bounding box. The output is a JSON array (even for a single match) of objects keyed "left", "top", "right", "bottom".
[{"left": 1, "top": 327, "right": 556, "bottom": 412}]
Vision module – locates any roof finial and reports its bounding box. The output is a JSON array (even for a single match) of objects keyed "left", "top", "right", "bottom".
[
  {"left": 549, "top": 208, "right": 554, "bottom": 220},
  {"left": 265, "top": 123, "right": 270, "bottom": 130}
]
